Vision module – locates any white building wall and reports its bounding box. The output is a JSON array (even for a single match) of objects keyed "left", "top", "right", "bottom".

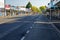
[{"left": 53, "top": 0, "right": 60, "bottom": 5}]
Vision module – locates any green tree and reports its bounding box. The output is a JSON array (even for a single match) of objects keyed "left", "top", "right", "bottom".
[
  {"left": 31, "top": 6, "right": 37, "bottom": 12},
  {"left": 31, "top": 6, "right": 42, "bottom": 13},
  {"left": 39, "top": 6, "right": 46, "bottom": 12},
  {"left": 37, "top": 8, "right": 42, "bottom": 13},
  {"left": 26, "top": 2, "right": 32, "bottom": 9}
]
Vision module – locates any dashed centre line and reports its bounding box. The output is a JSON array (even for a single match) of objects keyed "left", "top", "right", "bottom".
[
  {"left": 21, "top": 36, "right": 25, "bottom": 40},
  {"left": 26, "top": 30, "right": 30, "bottom": 34}
]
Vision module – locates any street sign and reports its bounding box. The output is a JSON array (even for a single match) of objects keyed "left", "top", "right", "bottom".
[{"left": 0, "top": 0, "right": 4, "bottom": 8}]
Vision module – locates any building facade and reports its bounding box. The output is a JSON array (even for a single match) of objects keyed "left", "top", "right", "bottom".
[
  {"left": 18, "top": 6, "right": 32, "bottom": 15},
  {"left": 48, "top": 0, "right": 60, "bottom": 20}
]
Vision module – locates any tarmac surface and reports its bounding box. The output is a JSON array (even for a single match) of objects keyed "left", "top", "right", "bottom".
[{"left": 0, "top": 15, "right": 60, "bottom": 40}]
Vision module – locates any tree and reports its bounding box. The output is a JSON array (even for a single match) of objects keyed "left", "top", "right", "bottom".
[
  {"left": 39, "top": 6, "right": 46, "bottom": 12},
  {"left": 26, "top": 2, "right": 32, "bottom": 9},
  {"left": 31, "top": 6, "right": 37, "bottom": 12},
  {"left": 37, "top": 8, "right": 42, "bottom": 13},
  {"left": 31, "top": 6, "right": 42, "bottom": 13}
]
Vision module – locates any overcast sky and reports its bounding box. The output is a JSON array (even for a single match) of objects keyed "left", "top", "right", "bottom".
[{"left": 5, "top": 0, "right": 50, "bottom": 7}]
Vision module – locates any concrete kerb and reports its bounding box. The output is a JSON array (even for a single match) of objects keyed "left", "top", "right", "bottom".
[
  {"left": 0, "top": 15, "right": 25, "bottom": 19},
  {"left": 0, "top": 15, "right": 23, "bottom": 24},
  {"left": 0, "top": 15, "right": 18, "bottom": 18}
]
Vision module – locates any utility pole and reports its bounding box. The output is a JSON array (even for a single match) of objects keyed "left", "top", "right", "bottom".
[
  {"left": 50, "top": 1, "right": 51, "bottom": 21},
  {"left": 50, "top": 0, "right": 53, "bottom": 21},
  {"left": 4, "top": 0, "right": 6, "bottom": 16}
]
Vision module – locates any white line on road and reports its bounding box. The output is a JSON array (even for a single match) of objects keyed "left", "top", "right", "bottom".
[
  {"left": 51, "top": 23, "right": 60, "bottom": 33},
  {"left": 26, "top": 30, "right": 30, "bottom": 34},
  {"left": 21, "top": 36, "right": 25, "bottom": 40},
  {"left": 34, "top": 22, "right": 50, "bottom": 24},
  {"left": 34, "top": 21, "right": 60, "bottom": 24},
  {"left": 21, "top": 30, "right": 30, "bottom": 40},
  {"left": 30, "top": 27, "right": 33, "bottom": 29}
]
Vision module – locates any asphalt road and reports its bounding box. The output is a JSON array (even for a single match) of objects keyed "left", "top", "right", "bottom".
[{"left": 0, "top": 15, "right": 60, "bottom": 40}]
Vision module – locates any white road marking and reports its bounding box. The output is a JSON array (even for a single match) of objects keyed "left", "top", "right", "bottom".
[
  {"left": 51, "top": 23, "right": 60, "bottom": 33},
  {"left": 21, "top": 36, "right": 25, "bottom": 40},
  {"left": 21, "top": 30, "right": 30, "bottom": 40},
  {"left": 23, "top": 21, "right": 31, "bottom": 22},
  {"left": 34, "top": 21, "right": 60, "bottom": 24},
  {"left": 26, "top": 30, "right": 30, "bottom": 34},
  {"left": 30, "top": 27, "right": 32, "bottom": 29},
  {"left": 34, "top": 22, "right": 50, "bottom": 24}
]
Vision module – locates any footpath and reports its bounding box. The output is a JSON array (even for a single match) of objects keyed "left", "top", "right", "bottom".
[{"left": 0, "top": 15, "right": 25, "bottom": 24}]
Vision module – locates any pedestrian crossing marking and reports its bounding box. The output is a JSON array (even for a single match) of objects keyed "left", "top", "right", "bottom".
[{"left": 34, "top": 21, "right": 60, "bottom": 24}]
